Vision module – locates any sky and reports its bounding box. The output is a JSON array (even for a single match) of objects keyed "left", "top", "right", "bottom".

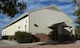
[{"left": 0, "top": 0, "right": 77, "bottom": 35}]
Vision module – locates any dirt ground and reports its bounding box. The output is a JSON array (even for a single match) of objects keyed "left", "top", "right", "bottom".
[{"left": 0, "top": 44, "right": 80, "bottom": 48}]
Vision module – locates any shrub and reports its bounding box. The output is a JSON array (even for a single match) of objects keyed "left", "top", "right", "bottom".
[
  {"left": 76, "top": 26, "right": 80, "bottom": 40},
  {"left": 75, "top": 30, "right": 80, "bottom": 40},
  {"left": 1, "top": 36, "right": 8, "bottom": 40},
  {"left": 32, "top": 35, "right": 40, "bottom": 42},
  {"left": 76, "top": 35, "right": 80, "bottom": 40},
  {"left": 8, "top": 36, "right": 14, "bottom": 40},
  {"left": 14, "top": 31, "right": 32, "bottom": 43},
  {"left": 76, "top": 33, "right": 80, "bottom": 40},
  {"left": 1, "top": 36, "right": 14, "bottom": 40}
]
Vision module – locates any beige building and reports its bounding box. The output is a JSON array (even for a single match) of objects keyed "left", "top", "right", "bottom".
[{"left": 2, "top": 5, "right": 75, "bottom": 42}]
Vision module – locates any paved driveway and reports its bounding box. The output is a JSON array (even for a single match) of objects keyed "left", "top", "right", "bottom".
[
  {"left": 0, "top": 40, "right": 18, "bottom": 46},
  {"left": 0, "top": 40, "right": 80, "bottom": 48},
  {"left": 0, "top": 44, "right": 80, "bottom": 48},
  {"left": 0, "top": 40, "right": 45, "bottom": 46},
  {"left": 75, "top": 40, "right": 80, "bottom": 44},
  {"left": 0, "top": 40, "right": 8, "bottom": 45}
]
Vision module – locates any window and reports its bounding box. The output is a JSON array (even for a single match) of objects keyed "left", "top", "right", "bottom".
[
  {"left": 18, "top": 26, "right": 20, "bottom": 29},
  {"left": 34, "top": 24, "right": 39, "bottom": 27}
]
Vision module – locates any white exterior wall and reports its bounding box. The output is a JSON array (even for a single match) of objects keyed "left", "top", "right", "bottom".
[
  {"left": 2, "top": 16, "right": 29, "bottom": 36},
  {"left": 29, "top": 9, "right": 74, "bottom": 35}
]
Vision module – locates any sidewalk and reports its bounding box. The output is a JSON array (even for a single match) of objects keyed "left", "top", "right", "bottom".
[
  {"left": 0, "top": 40, "right": 80, "bottom": 46},
  {"left": 0, "top": 40, "right": 45, "bottom": 46},
  {"left": 75, "top": 40, "right": 80, "bottom": 44},
  {"left": 0, "top": 40, "right": 19, "bottom": 46}
]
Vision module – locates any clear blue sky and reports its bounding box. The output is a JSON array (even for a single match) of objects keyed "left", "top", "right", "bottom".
[{"left": 0, "top": 0, "right": 77, "bottom": 35}]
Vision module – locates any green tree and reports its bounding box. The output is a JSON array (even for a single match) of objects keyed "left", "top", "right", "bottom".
[
  {"left": 0, "top": 0, "right": 26, "bottom": 18},
  {"left": 73, "top": 0, "right": 80, "bottom": 24},
  {"left": 73, "top": 0, "right": 80, "bottom": 40},
  {"left": 73, "top": 0, "right": 80, "bottom": 16}
]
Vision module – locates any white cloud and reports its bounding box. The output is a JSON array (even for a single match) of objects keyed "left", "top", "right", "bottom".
[
  {"left": 58, "top": 3, "right": 72, "bottom": 10},
  {"left": 58, "top": 3, "right": 75, "bottom": 14},
  {"left": 27, "top": 3, "right": 46, "bottom": 11},
  {"left": 58, "top": 0, "right": 72, "bottom": 2},
  {"left": 26, "top": 0, "right": 58, "bottom": 11},
  {"left": 27, "top": 0, "right": 71, "bottom": 3},
  {"left": 0, "top": 17, "right": 10, "bottom": 23},
  {"left": 0, "top": 14, "right": 12, "bottom": 29},
  {"left": 26, "top": 0, "right": 47, "bottom": 3}
]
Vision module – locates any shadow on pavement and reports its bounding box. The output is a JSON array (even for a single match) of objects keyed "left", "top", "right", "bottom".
[{"left": 39, "top": 41, "right": 75, "bottom": 45}]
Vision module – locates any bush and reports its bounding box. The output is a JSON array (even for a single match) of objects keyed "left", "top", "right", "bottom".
[
  {"left": 75, "top": 30, "right": 80, "bottom": 40},
  {"left": 8, "top": 36, "right": 14, "bottom": 40},
  {"left": 1, "top": 36, "right": 8, "bottom": 40},
  {"left": 76, "top": 26, "right": 80, "bottom": 40},
  {"left": 32, "top": 35, "right": 40, "bottom": 42},
  {"left": 76, "top": 35, "right": 80, "bottom": 40},
  {"left": 76, "top": 33, "right": 80, "bottom": 40},
  {"left": 14, "top": 31, "right": 32, "bottom": 43}
]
